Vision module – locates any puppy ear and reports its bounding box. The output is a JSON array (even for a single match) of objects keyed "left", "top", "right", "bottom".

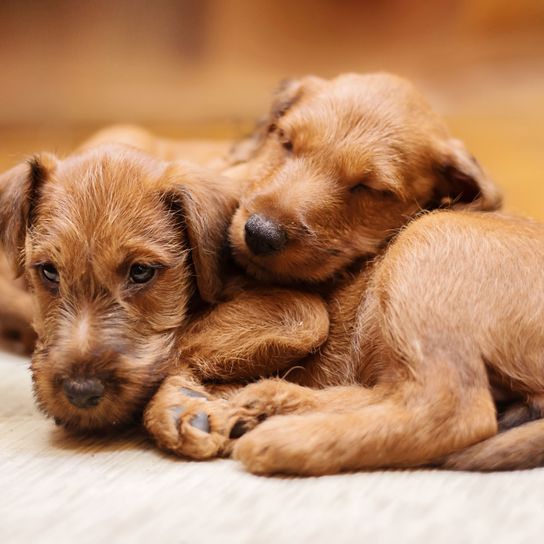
[
  {"left": 269, "top": 76, "right": 324, "bottom": 123},
  {"left": 433, "top": 139, "right": 502, "bottom": 211},
  {"left": 269, "top": 79, "right": 304, "bottom": 121},
  {"left": 225, "top": 76, "right": 325, "bottom": 170},
  {"left": 161, "top": 163, "right": 239, "bottom": 303},
  {"left": 0, "top": 153, "right": 57, "bottom": 275}
]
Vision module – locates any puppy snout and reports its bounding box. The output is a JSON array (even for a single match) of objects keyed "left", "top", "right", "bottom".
[
  {"left": 244, "top": 214, "right": 287, "bottom": 255},
  {"left": 63, "top": 378, "right": 104, "bottom": 409}
]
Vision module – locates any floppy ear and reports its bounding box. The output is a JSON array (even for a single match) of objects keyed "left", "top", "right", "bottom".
[
  {"left": 432, "top": 139, "right": 502, "bottom": 211},
  {"left": 161, "top": 162, "right": 240, "bottom": 304},
  {"left": 0, "top": 153, "right": 57, "bottom": 275},
  {"left": 226, "top": 76, "right": 325, "bottom": 168},
  {"left": 268, "top": 75, "right": 324, "bottom": 124}
]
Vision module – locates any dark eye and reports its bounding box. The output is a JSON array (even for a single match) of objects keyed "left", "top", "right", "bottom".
[
  {"left": 40, "top": 263, "right": 60, "bottom": 284},
  {"left": 129, "top": 264, "right": 157, "bottom": 284}
]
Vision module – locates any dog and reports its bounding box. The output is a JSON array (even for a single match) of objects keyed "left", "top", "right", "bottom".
[
  {"left": 0, "top": 144, "right": 328, "bottom": 459},
  {"left": 228, "top": 211, "right": 544, "bottom": 475},
  {"left": 0, "top": 125, "right": 235, "bottom": 354},
  {"left": 175, "top": 72, "right": 544, "bottom": 476}
]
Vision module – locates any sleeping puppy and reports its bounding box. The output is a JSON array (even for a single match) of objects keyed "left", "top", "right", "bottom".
[
  {"left": 228, "top": 73, "right": 499, "bottom": 284},
  {"left": 229, "top": 210, "right": 544, "bottom": 475},
  {"left": 214, "top": 72, "right": 544, "bottom": 475},
  {"left": 0, "top": 145, "right": 328, "bottom": 460}
]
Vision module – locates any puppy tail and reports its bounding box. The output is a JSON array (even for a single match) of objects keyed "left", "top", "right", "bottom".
[{"left": 440, "top": 419, "right": 544, "bottom": 471}]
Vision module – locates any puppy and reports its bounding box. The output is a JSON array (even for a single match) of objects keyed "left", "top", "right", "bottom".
[
  {"left": 0, "top": 145, "right": 328, "bottom": 457},
  {"left": 210, "top": 72, "right": 537, "bottom": 475},
  {"left": 0, "top": 125, "right": 235, "bottom": 354},
  {"left": 229, "top": 211, "right": 544, "bottom": 475},
  {"left": 229, "top": 73, "right": 499, "bottom": 285}
]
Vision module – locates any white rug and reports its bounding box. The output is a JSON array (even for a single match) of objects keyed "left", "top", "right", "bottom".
[{"left": 1, "top": 351, "right": 543, "bottom": 544}]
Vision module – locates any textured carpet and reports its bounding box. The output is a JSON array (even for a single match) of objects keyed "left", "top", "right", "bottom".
[{"left": 1, "top": 352, "right": 543, "bottom": 544}]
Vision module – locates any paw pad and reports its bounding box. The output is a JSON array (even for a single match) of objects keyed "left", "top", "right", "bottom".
[
  {"left": 170, "top": 406, "right": 186, "bottom": 424},
  {"left": 190, "top": 411, "right": 210, "bottom": 433}
]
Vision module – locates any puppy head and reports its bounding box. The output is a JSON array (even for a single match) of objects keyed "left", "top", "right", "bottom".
[
  {"left": 0, "top": 145, "right": 236, "bottom": 432},
  {"left": 229, "top": 73, "right": 502, "bottom": 283}
]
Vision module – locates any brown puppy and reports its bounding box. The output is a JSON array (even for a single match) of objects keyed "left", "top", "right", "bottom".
[
  {"left": 229, "top": 211, "right": 544, "bottom": 474},
  {"left": 229, "top": 73, "right": 499, "bottom": 284},
  {"left": 0, "top": 126, "right": 234, "bottom": 354},
  {"left": 212, "top": 73, "right": 535, "bottom": 475},
  {"left": 0, "top": 145, "right": 328, "bottom": 456}
]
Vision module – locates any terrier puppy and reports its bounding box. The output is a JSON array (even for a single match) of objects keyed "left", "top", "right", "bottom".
[
  {"left": 229, "top": 73, "right": 500, "bottom": 284},
  {"left": 0, "top": 145, "right": 328, "bottom": 453},
  {"left": 215, "top": 73, "right": 541, "bottom": 475}
]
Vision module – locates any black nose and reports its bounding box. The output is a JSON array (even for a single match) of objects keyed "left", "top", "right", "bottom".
[
  {"left": 244, "top": 214, "right": 287, "bottom": 255},
  {"left": 63, "top": 378, "right": 104, "bottom": 409}
]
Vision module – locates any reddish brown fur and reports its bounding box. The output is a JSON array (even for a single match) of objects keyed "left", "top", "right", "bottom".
[
  {"left": 0, "top": 144, "right": 329, "bottom": 450},
  {"left": 3, "top": 72, "right": 542, "bottom": 473},
  {"left": 229, "top": 73, "right": 499, "bottom": 284},
  {"left": 211, "top": 73, "right": 544, "bottom": 475}
]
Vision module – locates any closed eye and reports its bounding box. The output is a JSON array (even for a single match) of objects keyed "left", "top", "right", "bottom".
[
  {"left": 349, "top": 182, "right": 370, "bottom": 193},
  {"left": 349, "top": 176, "right": 377, "bottom": 193},
  {"left": 349, "top": 175, "right": 395, "bottom": 197}
]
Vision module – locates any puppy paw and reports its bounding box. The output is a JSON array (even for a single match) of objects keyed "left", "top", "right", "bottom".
[
  {"left": 232, "top": 415, "right": 321, "bottom": 475},
  {"left": 226, "top": 379, "right": 316, "bottom": 440},
  {"left": 145, "top": 384, "right": 230, "bottom": 460}
]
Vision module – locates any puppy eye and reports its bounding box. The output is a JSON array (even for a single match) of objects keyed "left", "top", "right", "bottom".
[
  {"left": 129, "top": 263, "right": 157, "bottom": 284},
  {"left": 350, "top": 181, "right": 370, "bottom": 193},
  {"left": 349, "top": 174, "right": 383, "bottom": 194},
  {"left": 40, "top": 263, "right": 60, "bottom": 284}
]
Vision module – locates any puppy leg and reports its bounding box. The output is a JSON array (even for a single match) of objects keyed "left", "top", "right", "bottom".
[
  {"left": 225, "top": 379, "right": 379, "bottom": 438},
  {"left": 144, "top": 371, "right": 233, "bottom": 460},
  {"left": 145, "top": 288, "right": 328, "bottom": 459},
  {"left": 441, "top": 395, "right": 544, "bottom": 470},
  {"left": 441, "top": 418, "right": 544, "bottom": 471},
  {"left": 497, "top": 396, "right": 544, "bottom": 431},
  {"left": 233, "top": 378, "right": 497, "bottom": 475},
  {"left": 184, "top": 287, "right": 329, "bottom": 381}
]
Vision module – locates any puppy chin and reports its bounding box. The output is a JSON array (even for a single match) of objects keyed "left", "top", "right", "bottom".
[
  {"left": 232, "top": 239, "right": 351, "bottom": 284},
  {"left": 55, "top": 412, "right": 136, "bottom": 435},
  {"left": 47, "top": 399, "right": 139, "bottom": 435}
]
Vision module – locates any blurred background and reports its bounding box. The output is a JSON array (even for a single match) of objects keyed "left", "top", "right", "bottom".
[{"left": 0, "top": 0, "right": 543, "bottom": 216}]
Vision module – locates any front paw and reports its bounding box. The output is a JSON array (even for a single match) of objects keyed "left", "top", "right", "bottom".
[
  {"left": 145, "top": 382, "right": 230, "bottom": 460},
  {"left": 233, "top": 414, "right": 341, "bottom": 476},
  {"left": 232, "top": 415, "right": 311, "bottom": 475},
  {"left": 226, "top": 379, "right": 316, "bottom": 439}
]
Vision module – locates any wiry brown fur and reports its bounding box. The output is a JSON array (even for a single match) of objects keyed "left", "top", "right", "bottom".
[
  {"left": 211, "top": 73, "right": 544, "bottom": 475},
  {"left": 229, "top": 73, "right": 499, "bottom": 284},
  {"left": 0, "top": 144, "right": 329, "bottom": 450}
]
